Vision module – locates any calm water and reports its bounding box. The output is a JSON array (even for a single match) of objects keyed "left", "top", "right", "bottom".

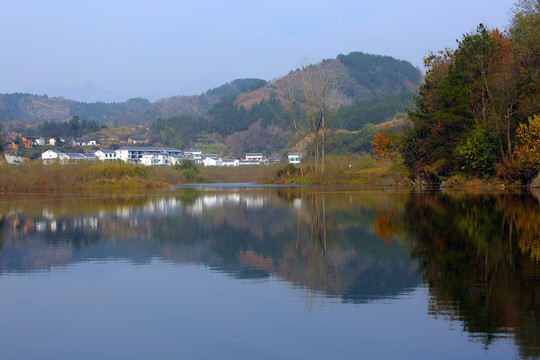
[{"left": 0, "top": 185, "right": 539, "bottom": 359}]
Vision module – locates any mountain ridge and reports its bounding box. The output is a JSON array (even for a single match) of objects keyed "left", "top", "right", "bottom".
[{"left": 0, "top": 52, "right": 421, "bottom": 127}]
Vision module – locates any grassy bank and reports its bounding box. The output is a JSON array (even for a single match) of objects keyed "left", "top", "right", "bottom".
[
  {"left": 272, "top": 154, "right": 410, "bottom": 185},
  {"left": 0, "top": 161, "right": 211, "bottom": 192},
  {"left": 0, "top": 154, "right": 413, "bottom": 192},
  {"left": 200, "top": 164, "right": 282, "bottom": 183}
]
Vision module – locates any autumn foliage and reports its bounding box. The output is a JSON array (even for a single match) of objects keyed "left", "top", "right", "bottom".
[
  {"left": 400, "top": 1, "right": 540, "bottom": 183},
  {"left": 372, "top": 126, "right": 398, "bottom": 162}
]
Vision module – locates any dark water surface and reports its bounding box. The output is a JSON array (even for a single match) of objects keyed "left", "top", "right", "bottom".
[{"left": 0, "top": 185, "right": 539, "bottom": 359}]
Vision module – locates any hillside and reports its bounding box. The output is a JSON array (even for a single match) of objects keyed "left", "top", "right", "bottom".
[
  {"left": 0, "top": 78, "right": 267, "bottom": 125},
  {"left": 234, "top": 52, "right": 421, "bottom": 110}
]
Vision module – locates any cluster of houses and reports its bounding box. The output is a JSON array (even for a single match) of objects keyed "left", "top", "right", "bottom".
[
  {"left": 42, "top": 146, "right": 301, "bottom": 166},
  {"left": 11, "top": 136, "right": 97, "bottom": 149}
]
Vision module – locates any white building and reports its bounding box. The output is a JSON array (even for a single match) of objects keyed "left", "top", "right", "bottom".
[
  {"left": 202, "top": 156, "right": 223, "bottom": 167},
  {"left": 78, "top": 138, "right": 97, "bottom": 146},
  {"left": 42, "top": 149, "right": 66, "bottom": 164},
  {"left": 141, "top": 153, "right": 171, "bottom": 166},
  {"left": 115, "top": 147, "right": 182, "bottom": 163},
  {"left": 63, "top": 153, "right": 97, "bottom": 162},
  {"left": 94, "top": 150, "right": 118, "bottom": 161},
  {"left": 239, "top": 160, "right": 260, "bottom": 166},
  {"left": 34, "top": 137, "right": 46, "bottom": 146},
  {"left": 169, "top": 154, "right": 185, "bottom": 166},
  {"left": 184, "top": 148, "right": 202, "bottom": 163},
  {"left": 288, "top": 153, "right": 301, "bottom": 164},
  {"left": 222, "top": 159, "right": 239, "bottom": 167},
  {"left": 245, "top": 153, "right": 263, "bottom": 162}
]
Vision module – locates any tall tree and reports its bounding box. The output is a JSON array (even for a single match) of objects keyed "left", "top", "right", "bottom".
[{"left": 286, "top": 61, "right": 337, "bottom": 179}]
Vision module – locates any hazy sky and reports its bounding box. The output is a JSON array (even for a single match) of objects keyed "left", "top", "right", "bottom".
[{"left": 0, "top": 0, "right": 515, "bottom": 100}]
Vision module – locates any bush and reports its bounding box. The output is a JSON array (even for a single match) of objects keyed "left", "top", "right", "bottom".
[{"left": 455, "top": 130, "right": 498, "bottom": 177}]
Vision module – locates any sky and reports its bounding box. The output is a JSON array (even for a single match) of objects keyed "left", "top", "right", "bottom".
[{"left": 0, "top": 0, "right": 516, "bottom": 102}]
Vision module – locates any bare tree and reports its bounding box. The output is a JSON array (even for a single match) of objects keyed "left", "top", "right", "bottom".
[{"left": 286, "top": 60, "right": 337, "bottom": 179}]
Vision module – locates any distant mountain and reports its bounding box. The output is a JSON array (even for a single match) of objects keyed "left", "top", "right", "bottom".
[
  {"left": 24, "top": 81, "right": 128, "bottom": 103},
  {"left": 0, "top": 78, "right": 267, "bottom": 125},
  {"left": 0, "top": 52, "right": 421, "bottom": 128}
]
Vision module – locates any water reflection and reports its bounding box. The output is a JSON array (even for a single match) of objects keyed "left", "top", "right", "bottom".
[
  {"left": 0, "top": 188, "right": 418, "bottom": 301},
  {"left": 381, "top": 190, "right": 540, "bottom": 359},
  {"left": 2, "top": 187, "right": 540, "bottom": 357}
]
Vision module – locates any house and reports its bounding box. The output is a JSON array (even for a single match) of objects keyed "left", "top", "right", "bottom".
[
  {"left": 60, "top": 137, "right": 77, "bottom": 146},
  {"left": 288, "top": 153, "right": 301, "bottom": 164},
  {"left": 5, "top": 154, "right": 23, "bottom": 164},
  {"left": 183, "top": 148, "right": 202, "bottom": 163},
  {"left": 78, "top": 138, "right": 97, "bottom": 146},
  {"left": 48, "top": 138, "right": 57, "bottom": 146},
  {"left": 42, "top": 149, "right": 66, "bottom": 164},
  {"left": 80, "top": 153, "right": 97, "bottom": 160},
  {"left": 7, "top": 141, "right": 18, "bottom": 150},
  {"left": 222, "top": 159, "right": 239, "bottom": 167},
  {"left": 61, "top": 153, "right": 97, "bottom": 162},
  {"left": 141, "top": 153, "right": 170, "bottom": 166},
  {"left": 63, "top": 153, "right": 86, "bottom": 162},
  {"left": 20, "top": 137, "right": 34, "bottom": 148},
  {"left": 202, "top": 155, "right": 222, "bottom": 167},
  {"left": 265, "top": 156, "right": 281, "bottom": 164},
  {"left": 34, "top": 137, "right": 46, "bottom": 146},
  {"left": 169, "top": 154, "right": 185, "bottom": 166},
  {"left": 115, "top": 147, "right": 182, "bottom": 163},
  {"left": 245, "top": 153, "right": 263, "bottom": 162},
  {"left": 94, "top": 150, "right": 118, "bottom": 161}
]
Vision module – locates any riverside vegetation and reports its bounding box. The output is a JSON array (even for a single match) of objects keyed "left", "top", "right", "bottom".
[
  {"left": 394, "top": 1, "right": 540, "bottom": 187},
  {"left": 0, "top": 159, "right": 212, "bottom": 192}
]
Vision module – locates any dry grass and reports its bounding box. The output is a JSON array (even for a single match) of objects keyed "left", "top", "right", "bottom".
[
  {"left": 0, "top": 161, "right": 189, "bottom": 192},
  {"left": 273, "top": 154, "right": 409, "bottom": 185},
  {"left": 200, "top": 164, "right": 282, "bottom": 183}
]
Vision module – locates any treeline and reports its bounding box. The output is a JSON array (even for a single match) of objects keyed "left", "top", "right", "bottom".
[
  {"left": 0, "top": 93, "right": 33, "bottom": 122},
  {"left": 152, "top": 115, "right": 206, "bottom": 149},
  {"left": 206, "top": 92, "right": 287, "bottom": 136},
  {"left": 69, "top": 98, "right": 152, "bottom": 124},
  {"left": 398, "top": 1, "right": 540, "bottom": 184},
  {"left": 36, "top": 116, "right": 103, "bottom": 137},
  {"left": 203, "top": 78, "right": 267, "bottom": 98},
  {"left": 336, "top": 91, "right": 415, "bottom": 131},
  {"left": 153, "top": 93, "right": 288, "bottom": 146}
]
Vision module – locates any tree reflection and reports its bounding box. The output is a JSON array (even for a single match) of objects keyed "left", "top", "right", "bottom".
[{"left": 375, "top": 191, "right": 540, "bottom": 358}]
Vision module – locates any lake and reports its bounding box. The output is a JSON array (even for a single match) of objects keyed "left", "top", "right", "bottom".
[{"left": 0, "top": 185, "right": 539, "bottom": 359}]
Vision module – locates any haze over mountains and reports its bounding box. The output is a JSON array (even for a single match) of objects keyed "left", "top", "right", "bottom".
[
  {"left": 24, "top": 79, "right": 219, "bottom": 103},
  {"left": 0, "top": 52, "right": 421, "bottom": 129}
]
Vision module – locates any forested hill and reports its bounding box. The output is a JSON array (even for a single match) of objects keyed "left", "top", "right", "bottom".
[
  {"left": 0, "top": 52, "right": 420, "bottom": 127},
  {"left": 234, "top": 52, "right": 421, "bottom": 110},
  {"left": 0, "top": 78, "right": 267, "bottom": 125}
]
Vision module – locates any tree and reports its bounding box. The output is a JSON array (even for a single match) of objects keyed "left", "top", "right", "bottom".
[
  {"left": 403, "top": 21, "right": 531, "bottom": 182},
  {"left": 510, "top": 0, "right": 540, "bottom": 118},
  {"left": 514, "top": 114, "right": 540, "bottom": 181},
  {"left": 286, "top": 60, "right": 337, "bottom": 179},
  {"left": 372, "top": 126, "right": 398, "bottom": 162}
]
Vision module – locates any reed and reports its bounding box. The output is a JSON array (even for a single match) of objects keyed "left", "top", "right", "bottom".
[{"left": 0, "top": 161, "right": 194, "bottom": 192}]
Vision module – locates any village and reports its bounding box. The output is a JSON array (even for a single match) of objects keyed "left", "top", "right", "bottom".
[{"left": 29, "top": 136, "right": 301, "bottom": 167}]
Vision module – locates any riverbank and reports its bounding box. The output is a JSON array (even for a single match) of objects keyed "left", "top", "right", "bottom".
[
  {"left": 272, "top": 155, "right": 411, "bottom": 186},
  {"left": 0, "top": 161, "right": 211, "bottom": 192},
  {"left": 0, "top": 155, "right": 418, "bottom": 191},
  {"left": 2, "top": 155, "right": 535, "bottom": 192}
]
